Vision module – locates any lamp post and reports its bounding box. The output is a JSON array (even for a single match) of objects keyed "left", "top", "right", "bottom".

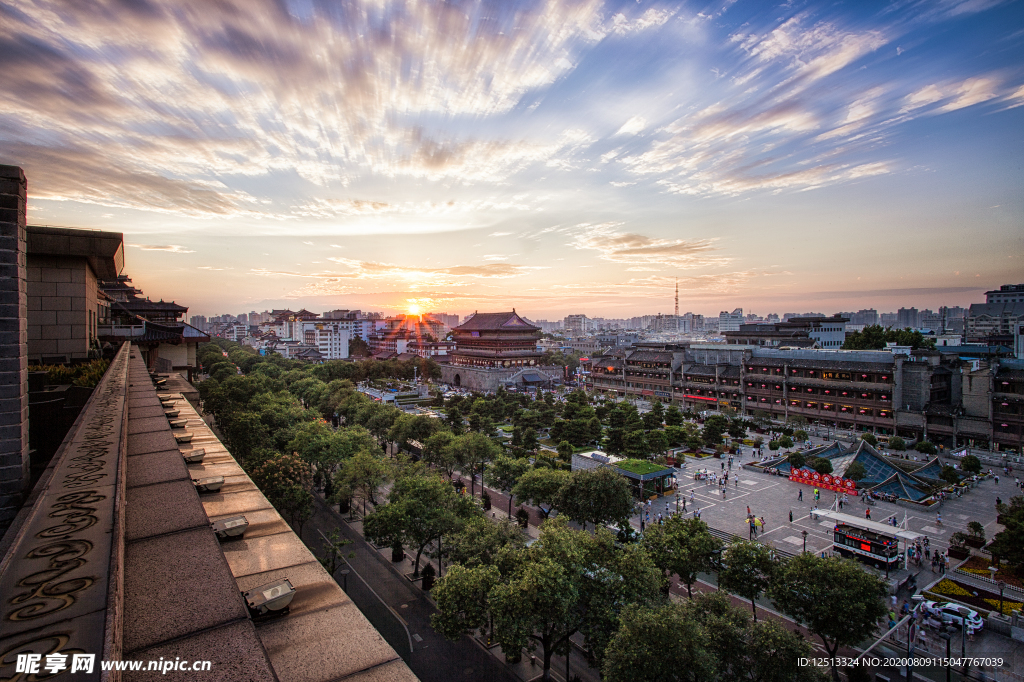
[
  {"left": 801, "top": 530, "right": 808, "bottom": 554},
  {"left": 937, "top": 627, "right": 952, "bottom": 682},
  {"left": 339, "top": 568, "right": 350, "bottom": 592},
  {"left": 997, "top": 580, "right": 1006, "bottom": 617}
]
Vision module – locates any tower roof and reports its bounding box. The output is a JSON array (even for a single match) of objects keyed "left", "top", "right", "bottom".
[{"left": 454, "top": 311, "right": 539, "bottom": 332}]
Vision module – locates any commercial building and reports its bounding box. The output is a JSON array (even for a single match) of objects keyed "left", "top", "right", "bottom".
[
  {"left": 718, "top": 308, "right": 744, "bottom": 332},
  {"left": 985, "top": 284, "right": 1024, "bottom": 304}
]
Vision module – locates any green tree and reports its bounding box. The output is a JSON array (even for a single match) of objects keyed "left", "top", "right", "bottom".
[
  {"left": 623, "top": 430, "right": 648, "bottom": 459},
  {"left": 914, "top": 440, "right": 937, "bottom": 455},
  {"left": 665, "top": 404, "right": 684, "bottom": 427},
  {"left": 889, "top": 436, "right": 906, "bottom": 451},
  {"left": 556, "top": 440, "right": 574, "bottom": 461},
  {"left": 768, "top": 440, "right": 780, "bottom": 452},
  {"left": 788, "top": 452, "right": 806, "bottom": 470},
  {"left": 961, "top": 454, "right": 982, "bottom": 475},
  {"left": 317, "top": 527, "right": 354, "bottom": 576},
  {"left": 989, "top": 496, "right": 1024, "bottom": 575},
  {"left": 647, "top": 430, "right": 669, "bottom": 458},
  {"left": 512, "top": 468, "right": 570, "bottom": 520},
  {"left": 445, "top": 405, "right": 465, "bottom": 435},
  {"left": 431, "top": 563, "right": 501, "bottom": 642},
  {"left": 843, "top": 325, "right": 935, "bottom": 350},
  {"left": 718, "top": 540, "right": 778, "bottom": 621},
  {"left": 334, "top": 449, "right": 390, "bottom": 510},
  {"left": 860, "top": 433, "right": 877, "bottom": 446},
  {"left": 449, "top": 431, "right": 499, "bottom": 496},
  {"left": 793, "top": 429, "right": 808, "bottom": 442},
  {"left": 602, "top": 601, "right": 715, "bottom": 682},
  {"left": 363, "top": 472, "right": 480, "bottom": 577},
  {"left": 844, "top": 461, "right": 867, "bottom": 481},
  {"left": 769, "top": 553, "right": 887, "bottom": 681},
  {"left": 249, "top": 452, "right": 314, "bottom": 533},
  {"left": 223, "top": 411, "right": 272, "bottom": 463},
  {"left": 809, "top": 457, "right": 833, "bottom": 474},
  {"left": 442, "top": 516, "right": 526, "bottom": 569},
  {"left": 940, "top": 465, "right": 961, "bottom": 485},
  {"left": 422, "top": 431, "right": 458, "bottom": 478},
  {"left": 557, "top": 467, "right": 634, "bottom": 531},
  {"left": 701, "top": 414, "right": 728, "bottom": 447},
  {"left": 486, "top": 454, "right": 531, "bottom": 518},
  {"left": 778, "top": 435, "right": 794, "bottom": 449},
  {"left": 642, "top": 516, "right": 722, "bottom": 598}
]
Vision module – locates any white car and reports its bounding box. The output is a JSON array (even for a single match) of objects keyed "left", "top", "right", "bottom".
[{"left": 923, "top": 601, "right": 984, "bottom": 631}]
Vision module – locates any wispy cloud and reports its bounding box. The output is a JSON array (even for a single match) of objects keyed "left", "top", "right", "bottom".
[
  {"left": 569, "top": 223, "right": 729, "bottom": 269},
  {"left": 129, "top": 244, "right": 195, "bottom": 253}
]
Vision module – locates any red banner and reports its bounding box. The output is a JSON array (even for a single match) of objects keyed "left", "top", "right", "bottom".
[{"left": 789, "top": 467, "right": 859, "bottom": 496}]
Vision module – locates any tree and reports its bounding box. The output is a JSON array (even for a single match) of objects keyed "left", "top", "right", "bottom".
[
  {"left": 788, "top": 452, "right": 806, "bottom": 470},
  {"left": 422, "top": 431, "right": 458, "bottom": 478},
  {"left": 223, "top": 411, "right": 272, "bottom": 462},
  {"left": 809, "top": 457, "right": 833, "bottom": 474},
  {"left": 431, "top": 563, "right": 501, "bottom": 642},
  {"left": 940, "top": 465, "right": 961, "bottom": 486},
  {"left": 665, "top": 404, "right": 684, "bottom": 427},
  {"left": 701, "top": 415, "right": 728, "bottom": 447},
  {"left": 914, "top": 440, "right": 937, "bottom": 455},
  {"left": 961, "top": 454, "right": 982, "bottom": 475},
  {"left": 718, "top": 540, "right": 778, "bottom": 621},
  {"left": 512, "top": 468, "right": 570, "bottom": 520},
  {"left": 604, "top": 590, "right": 825, "bottom": 682},
  {"left": 793, "top": 429, "right": 808, "bottom": 442},
  {"left": 445, "top": 405, "right": 465, "bottom": 435},
  {"left": 860, "top": 433, "right": 877, "bottom": 446},
  {"left": 557, "top": 467, "right": 634, "bottom": 531},
  {"left": 769, "top": 553, "right": 887, "bottom": 681},
  {"left": 449, "top": 432, "right": 499, "bottom": 496},
  {"left": 989, "top": 495, "right": 1024, "bottom": 574},
  {"left": 317, "top": 527, "right": 354, "bottom": 576},
  {"left": 647, "top": 430, "right": 669, "bottom": 458},
  {"left": 889, "top": 436, "right": 906, "bottom": 451},
  {"left": 778, "top": 435, "right": 794, "bottom": 449},
  {"left": 443, "top": 516, "right": 526, "bottom": 569},
  {"left": 845, "top": 461, "right": 867, "bottom": 482},
  {"left": 334, "top": 449, "right": 390, "bottom": 510},
  {"left": 623, "top": 430, "right": 648, "bottom": 459},
  {"left": 487, "top": 454, "right": 531, "bottom": 518},
  {"left": 556, "top": 440, "right": 574, "bottom": 461},
  {"left": 843, "top": 325, "right": 935, "bottom": 350},
  {"left": 642, "top": 516, "right": 722, "bottom": 598},
  {"left": 768, "top": 440, "right": 780, "bottom": 451},
  {"left": 249, "top": 452, "right": 314, "bottom": 533},
  {"left": 363, "top": 472, "right": 480, "bottom": 577}
]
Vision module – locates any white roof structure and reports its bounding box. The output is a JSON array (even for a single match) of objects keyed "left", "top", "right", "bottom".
[{"left": 810, "top": 510, "right": 925, "bottom": 542}]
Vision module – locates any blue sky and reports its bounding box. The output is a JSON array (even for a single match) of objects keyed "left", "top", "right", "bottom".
[{"left": 2, "top": 0, "right": 1022, "bottom": 319}]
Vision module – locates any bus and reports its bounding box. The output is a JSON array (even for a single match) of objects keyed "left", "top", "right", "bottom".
[{"left": 811, "top": 510, "right": 923, "bottom": 572}]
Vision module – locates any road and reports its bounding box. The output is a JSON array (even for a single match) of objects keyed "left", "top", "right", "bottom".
[{"left": 300, "top": 494, "right": 521, "bottom": 682}]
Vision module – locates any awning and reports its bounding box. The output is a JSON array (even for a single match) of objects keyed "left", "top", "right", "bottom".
[
  {"left": 521, "top": 372, "right": 546, "bottom": 383},
  {"left": 810, "top": 510, "right": 924, "bottom": 541}
]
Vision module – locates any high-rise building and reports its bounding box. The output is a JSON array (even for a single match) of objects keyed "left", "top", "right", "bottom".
[
  {"left": 718, "top": 308, "right": 744, "bottom": 332},
  {"left": 897, "top": 307, "right": 920, "bottom": 328},
  {"left": 985, "top": 284, "right": 1024, "bottom": 304},
  {"left": 564, "top": 314, "right": 589, "bottom": 333}
]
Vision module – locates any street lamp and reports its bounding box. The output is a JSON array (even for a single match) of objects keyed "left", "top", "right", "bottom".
[
  {"left": 801, "top": 530, "right": 808, "bottom": 554},
  {"left": 340, "top": 568, "right": 350, "bottom": 592},
  {"left": 937, "top": 626, "right": 952, "bottom": 682},
  {"left": 997, "top": 580, "right": 1007, "bottom": 617}
]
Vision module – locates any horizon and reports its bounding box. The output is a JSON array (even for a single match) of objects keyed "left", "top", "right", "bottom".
[{"left": 4, "top": 0, "right": 1023, "bottom": 319}]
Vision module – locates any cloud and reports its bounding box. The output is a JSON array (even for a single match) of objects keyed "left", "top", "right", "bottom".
[
  {"left": 489, "top": 231, "right": 513, "bottom": 237},
  {"left": 902, "top": 76, "right": 1002, "bottom": 114},
  {"left": 129, "top": 244, "right": 195, "bottom": 253},
  {"left": 608, "top": 8, "right": 675, "bottom": 35},
  {"left": 615, "top": 116, "right": 647, "bottom": 136},
  {"left": 569, "top": 224, "right": 729, "bottom": 269}
]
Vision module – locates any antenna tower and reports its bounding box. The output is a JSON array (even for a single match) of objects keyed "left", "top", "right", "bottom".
[{"left": 674, "top": 278, "right": 679, "bottom": 317}]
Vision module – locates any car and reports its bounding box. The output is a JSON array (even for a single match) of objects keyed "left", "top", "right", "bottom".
[{"left": 923, "top": 601, "right": 984, "bottom": 631}]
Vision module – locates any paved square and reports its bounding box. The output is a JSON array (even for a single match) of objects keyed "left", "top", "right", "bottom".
[{"left": 632, "top": 445, "right": 1007, "bottom": 587}]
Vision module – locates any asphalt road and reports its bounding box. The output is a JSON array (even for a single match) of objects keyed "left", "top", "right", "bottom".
[{"left": 301, "top": 494, "right": 521, "bottom": 682}]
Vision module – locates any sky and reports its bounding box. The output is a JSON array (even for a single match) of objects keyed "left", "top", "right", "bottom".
[{"left": 2, "top": 0, "right": 1023, "bottom": 321}]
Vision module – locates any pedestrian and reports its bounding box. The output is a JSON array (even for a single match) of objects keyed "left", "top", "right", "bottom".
[
  {"left": 682, "top": 498, "right": 687, "bottom": 511},
  {"left": 789, "top": 509, "right": 793, "bottom": 522},
  {"left": 722, "top": 487, "right": 726, "bottom": 499},
  {"left": 759, "top": 516, "right": 766, "bottom": 531},
  {"left": 798, "top": 489, "right": 803, "bottom": 502},
  {"left": 936, "top": 512, "right": 942, "bottom": 525},
  {"left": 838, "top": 498, "right": 843, "bottom": 511},
  {"left": 721, "top": 462, "right": 725, "bottom": 471},
  {"left": 747, "top": 505, "right": 751, "bottom": 516},
  {"left": 690, "top": 490, "right": 695, "bottom": 503},
  {"left": 865, "top": 507, "right": 871, "bottom": 520}
]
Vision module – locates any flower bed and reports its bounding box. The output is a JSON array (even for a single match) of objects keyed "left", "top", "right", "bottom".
[
  {"left": 931, "top": 578, "right": 1023, "bottom": 616},
  {"left": 957, "top": 556, "right": 1023, "bottom": 589}
]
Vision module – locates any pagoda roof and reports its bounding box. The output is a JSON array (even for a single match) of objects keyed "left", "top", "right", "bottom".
[
  {"left": 120, "top": 298, "right": 188, "bottom": 313},
  {"left": 455, "top": 311, "right": 539, "bottom": 332}
]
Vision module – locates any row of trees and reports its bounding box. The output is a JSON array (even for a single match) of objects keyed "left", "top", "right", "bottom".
[{"left": 431, "top": 515, "right": 888, "bottom": 682}]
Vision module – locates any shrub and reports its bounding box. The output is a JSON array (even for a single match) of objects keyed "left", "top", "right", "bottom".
[
  {"left": 516, "top": 508, "right": 530, "bottom": 529},
  {"left": 861, "top": 433, "right": 877, "bottom": 446},
  {"left": 421, "top": 562, "right": 436, "bottom": 590},
  {"left": 915, "top": 441, "right": 937, "bottom": 455},
  {"left": 768, "top": 440, "right": 780, "bottom": 451},
  {"left": 967, "top": 521, "right": 985, "bottom": 541},
  {"left": 778, "top": 435, "right": 793, "bottom": 449},
  {"left": 889, "top": 436, "right": 906, "bottom": 451}
]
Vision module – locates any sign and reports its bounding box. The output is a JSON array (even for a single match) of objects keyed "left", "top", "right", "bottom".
[
  {"left": 655, "top": 391, "right": 672, "bottom": 398},
  {"left": 821, "top": 371, "right": 852, "bottom": 381},
  {"left": 641, "top": 389, "right": 654, "bottom": 396},
  {"left": 789, "top": 468, "right": 859, "bottom": 495}
]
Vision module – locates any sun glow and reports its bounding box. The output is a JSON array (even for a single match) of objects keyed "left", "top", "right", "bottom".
[{"left": 406, "top": 300, "right": 422, "bottom": 315}]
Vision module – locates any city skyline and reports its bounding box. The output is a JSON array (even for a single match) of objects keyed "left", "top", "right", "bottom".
[{"left": 3, "top": 0, "right": 1023, "bottom": 317}]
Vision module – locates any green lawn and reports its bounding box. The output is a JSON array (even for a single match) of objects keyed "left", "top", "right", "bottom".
[{"left": 615, "top": 459, "right": 672, "bottom": 476}]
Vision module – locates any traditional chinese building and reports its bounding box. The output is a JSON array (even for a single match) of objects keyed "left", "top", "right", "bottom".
[{"left": 440, "top": 310, "right": 560, "bottom": 391}]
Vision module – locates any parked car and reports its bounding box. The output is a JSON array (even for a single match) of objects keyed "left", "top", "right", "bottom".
[{"left": 923, "top": 601, "right": 984, "bottom": 631}]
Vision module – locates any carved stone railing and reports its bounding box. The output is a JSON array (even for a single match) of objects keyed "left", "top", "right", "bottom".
[{"left": 0, "top": 342, "right": 130, "bottom": 678}]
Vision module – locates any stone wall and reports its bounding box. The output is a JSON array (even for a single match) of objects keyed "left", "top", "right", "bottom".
[
  {"left": 439, "top": 364, "right": 562, "bottom": 392},
  {"left": 0, "top": 165, "right": 29, "bottom": 531}
]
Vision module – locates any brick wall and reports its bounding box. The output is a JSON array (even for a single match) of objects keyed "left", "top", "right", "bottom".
[
  {"left": 0, "top": 165, "right": 29, "bottom": 530},
  {"left": 26, "top": 254, "right": 94, "bottom": 362}
]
